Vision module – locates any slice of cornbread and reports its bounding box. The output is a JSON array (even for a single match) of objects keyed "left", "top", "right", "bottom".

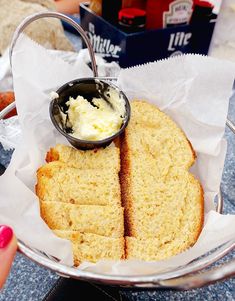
[
  {"left": 36, "top": 161, "right": 121, "bottom": 206},
  {"left": 126, "top": 174, "right": 203, "bottom": 239},
  {"left": 37, "top": 140, "right": 124, "bottom": 266},
  {"left": 46, "top": 143, "right": 120, "bottom": 171},
  {"left": 123, "top": 167, "right": 201, "bottom": 207},
  {"left": 121, "top": 100, "right": 204, "bottom": 260},
  {"left": 54, "top": 230, "right": 125, "bottom": 266},
  {"left": 125, "top": 236, "right": 192, "bottom": 261},
  {"left": 122, "top": 123, "right": 195, "bottom": 171},
  {"left": 40, "top": 201, "right": 124, "bottom": 238}
]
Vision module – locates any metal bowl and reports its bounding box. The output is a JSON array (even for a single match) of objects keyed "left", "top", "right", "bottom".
[{"left": 50, "top": 78, "right": 131, "bottom": 150}]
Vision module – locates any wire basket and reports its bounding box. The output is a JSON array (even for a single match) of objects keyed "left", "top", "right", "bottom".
[{"left": 1, "top": 11, "right": 235, "bottom": 289}]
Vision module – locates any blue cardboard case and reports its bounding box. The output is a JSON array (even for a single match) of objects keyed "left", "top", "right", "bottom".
[{"left": 80, "top": 3, "right": 216, "bottom": 68}]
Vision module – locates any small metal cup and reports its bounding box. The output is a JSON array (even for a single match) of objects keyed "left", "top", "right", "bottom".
[{"left": 50, "top": 78, "right": 131, "bottom": 150}]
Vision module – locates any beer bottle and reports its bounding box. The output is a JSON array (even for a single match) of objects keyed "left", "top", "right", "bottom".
[
  {"left": 102, "top": 0, "right": 122, "bottom": 25},
  {"left": 146, "top": 0, "right": 194, "bottom": 29},
  {"left": 122, "top": 0, "right": 146, "bottom": 9},
  {"left": 190, "top": 1, "right": 216, "bottom": 24}
]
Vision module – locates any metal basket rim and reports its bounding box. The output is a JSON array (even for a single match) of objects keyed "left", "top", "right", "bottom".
[{"left": 17, "top": 238, "right": 235, "bottom": 285}]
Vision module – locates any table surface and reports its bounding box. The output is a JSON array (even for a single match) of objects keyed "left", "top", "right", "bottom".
[{"left": 0, "top": 32, "right": 235, "bottom": 301}]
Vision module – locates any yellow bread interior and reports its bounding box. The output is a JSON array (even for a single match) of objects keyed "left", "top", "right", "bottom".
[
  {"left": 40, "top": 201, "right": 124, "bottom": 238},
  {"left": 46, "top": 142, "right": 120, "bottom": 171},
  {"left": 37, "top": 142, "right": 124, "bottom": 266},
  {"left": 54, "top": 230, "right": 125, "bottom": 266},
  {"left": 125, "top": 236, "right": 192, "bottom": 261},
  {"left": 36, "top": 161, "right": 121, "bottom": 206},
  {"left": 126, "top": 173, "right": 203, "bottom": 239},
  {"left": 121, "top": 100, "right": 203, "bottom": 261}
]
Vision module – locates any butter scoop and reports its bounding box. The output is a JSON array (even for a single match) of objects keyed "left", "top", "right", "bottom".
[
  {"left": 49, "top": 78, "right": 130, "bottom": 150},
  {"left": 66, "top": 88, "right": 126, "bottom": 141}
]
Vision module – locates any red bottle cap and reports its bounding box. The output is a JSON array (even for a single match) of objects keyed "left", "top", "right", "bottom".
[
  {"left": 194, "top": 0, "right": 214, "bottom": 8},
  {"left": 119, "top": 8, "right": 146, "bottom": 27}
]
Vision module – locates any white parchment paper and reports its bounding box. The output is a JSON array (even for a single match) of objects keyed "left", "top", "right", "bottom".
[{"left": 0, "top": 34, "right": 235, "bottom": 275}]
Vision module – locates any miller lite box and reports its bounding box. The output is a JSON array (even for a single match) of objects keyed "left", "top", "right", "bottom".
[{"left": 80, "top": 3, "right": 218, "bottom": 68}]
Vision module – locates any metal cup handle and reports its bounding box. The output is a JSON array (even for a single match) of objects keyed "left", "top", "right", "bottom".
[{"left": 9, "top": 11, "right": 98, "bottom": 77}]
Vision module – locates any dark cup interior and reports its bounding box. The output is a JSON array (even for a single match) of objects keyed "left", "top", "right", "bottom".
[{"left": 49, "top": 78, "right": 131, "bottom": 150}]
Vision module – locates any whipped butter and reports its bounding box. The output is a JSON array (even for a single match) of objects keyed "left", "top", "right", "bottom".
[{"left": 65, "top": 87, "right": 126, "bottom": 141}]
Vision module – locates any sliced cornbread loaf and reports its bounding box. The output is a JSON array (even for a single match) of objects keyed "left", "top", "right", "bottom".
[
  {"left": 37, "top": 100, "right": 203, "bottom": 264},
  {"left": 36, "top": 161, "right": 121, "bottom": 206},
  {"left": 46, "top": 143, "right": 120, "bottom": 171},
  {"left": 40, "top": 202, "right": 124, "bottom": 238},
  {"left": 37, "top": 142, "right": 124, "bottom": 266},
  {"left": 121, "top": 100, "right": 203, "bottom": 260},
  {"left": 54, "top": 230, "right": 125, "bottom": 266}
]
